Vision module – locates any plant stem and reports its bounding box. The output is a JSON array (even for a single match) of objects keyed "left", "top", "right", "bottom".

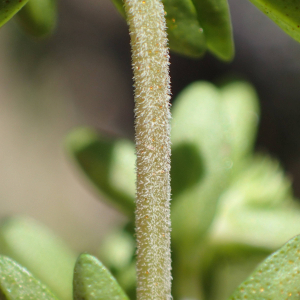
[{"left": 123, "top": 0, "right": 172, "bottom": 299}]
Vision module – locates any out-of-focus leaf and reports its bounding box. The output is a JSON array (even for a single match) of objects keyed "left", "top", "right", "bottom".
[
  {"left": 0, "top": 256, "right": 59, "bottom": 300},
  {"left": 202, "top": 245, "right": 270, "bottom": 300},
  {"left": 0, "top": 217, "right": 77, "bottom": 300},
  {"left": 211, "top": 205, "right": 300, "bottom": 251},
  {"left": 229, "top": 155, "right": 292, "bottom": 208},
  {"left": 248, "top": 0, "right": 300, "bottom": 43},
  {"left": 163, "top": 0, "right": 206, "bottom": 57},
  {"left": 99, "top": 229, "right": 135, "bottom": 272},
  {"left": 221, "top": 81, "right": 259, "bottom": 175},
  {"left": 229, "top": 234, "right": 300, "bottom": 300},
  {"left": 66, "top": 127, "right": 135, "bottom": 218},
  {"left": 171, "top": 81, "right": 231, "bottom": 250},
  {"left": 111, "top": 0, "right": 206, "bottom": 57},
  {"left": 16, "top": 0, "right": 57, "bottom": 37},
  {"left": 191, "top": 0, "right": 234, "bottom": 61},
  {"left": 98, "top": 224, "right": 136, "bottom": 299},
  {"left": 171, "top": 142, "right": 204, "bottom": 198},
  {"left": 0, "top": 0, "right": 28, "bottom": 27},
  {"left": 73, "top": 253, "right": 129, "bottom": 300},
  {"left": 210, "top": 154, "right": 298, "bottom": 250},
  {"left": 111, "top": 0, "right": 126, "bottom": 18}
]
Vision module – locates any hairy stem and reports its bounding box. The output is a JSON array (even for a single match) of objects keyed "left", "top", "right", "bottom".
[{"left": 124, "top": 0, "right": 172, "bottom": 299}]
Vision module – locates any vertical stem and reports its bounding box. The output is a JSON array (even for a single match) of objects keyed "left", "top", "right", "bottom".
[{"left": 124, "top": 0, "right": 172, "bottom": 299}]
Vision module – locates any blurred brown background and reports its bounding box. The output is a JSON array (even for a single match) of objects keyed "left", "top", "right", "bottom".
[{"left": 0, "top": 0, "right": 300, "bottom": 254}]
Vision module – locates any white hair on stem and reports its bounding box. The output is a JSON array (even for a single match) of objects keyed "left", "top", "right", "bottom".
[{"left": 123, "top": 0, "right": 172, "bottom": 299}]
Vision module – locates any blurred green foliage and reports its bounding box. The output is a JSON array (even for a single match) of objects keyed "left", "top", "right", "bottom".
[
  {"left": 0, "top": 80, "right": 298, "bottom": 300},
  {"left": 0, "top": 0, "right": 57, "bottom": 37},
  {"left": 1, "top": 0, "right": 300, "bottom": 299},
  {"left": 16, "top": 0, "right": 57, "bottom": 37},
  {"left": 67, "top": 80, "right": 300, "bottom": 300},
  {"left": 0, "top": 77, "right": 297, "bottom": 300},
  {"left": 111, "top": 0, "right": 300, "bottom": 61}
]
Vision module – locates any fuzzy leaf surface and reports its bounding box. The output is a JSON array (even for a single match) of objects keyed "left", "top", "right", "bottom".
[
  {"left": 0, "top": 217, "right": 77, "bottom": 300},
  {"left": 0, "top": 0, "right": 28, "bottom": 27},
  {"left": 16, "top": 0, "right": 57, "bottom": 37},
  {"left": 191, "top": 0, "right": 234, "bottom": 61},
  {"left": 0, "top": 256, "right": 59, "bottom": 300},
  {"left": 111, "top": 0, "right": 206, "bottom": 57},
  {"left": 66, "top": 127, "right": 135, "bottom": 218},
  {"left": 248, "top": 0, "right": 300, "bottom": 43},
  {"left": 73, "top": 253, "right": 129, "bottom": 300},
  {"left": 229, "top": 234, "right": 300, "bottom": 300}
]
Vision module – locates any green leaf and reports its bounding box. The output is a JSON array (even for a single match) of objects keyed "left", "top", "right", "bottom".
[
  {"left": 229, "top": 234, "right": 300, "bottom": 300},
  {"left": 211, "top": 204, "right": 300, "bottom": 251},
  {"left": 163, "top": 0, "right": 206, "bottom": 57},
  {"left": 111, "top": 0, "right": 206, "bottom": 58},
  {"left": 66, "top": 127, "right": 135, "bottom": 218},
  {"left": 73, "top": 253, "right": 129, "bottom": 300},
  {"left": 210, "top": 154, "right": 299, "bottom": 250},
  {"left": 191, "top": 0, "right": 234, "bottom": 61},
  {"left": 0, "top": 0, "right": 28, "bottom": 28},
  {"left": 171, "top": 81, "right": 231, "bottom": 250},
  {"left": 98, "top": 226, "right": 136, "bottom": 298},
  {"left": 248, "top": 0, "right": 300, "bottom": 43},
  {"left": 171, "top": 142, "right": 204, "bottom": 197},
  {"left": 16, "top": 0, "right": 57, "bottom": 37},
  {"left": 220, "top": 81, "right": 259, "bottom": 175},
  {"left": 0, "top": 255, "right": 59, "bottom": 300},
  {"left": 0, "top": 217, "right": 77, "bottom": 300},
  {"left": 99, "top": 229, "right": 135, "bottom": 272},
  {"left": 230, "top": 155, "right": 293, "bottom": 208},
  {"left": 202, "top": 245, "right": 270, "bottom": 300},
  {"left": 111, "top": 0, "right": 126, "bottom": 19}
]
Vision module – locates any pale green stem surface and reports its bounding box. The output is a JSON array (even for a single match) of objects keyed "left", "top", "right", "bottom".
[{"left": 124, "top": 0, "right": 172, "bottom": 299}]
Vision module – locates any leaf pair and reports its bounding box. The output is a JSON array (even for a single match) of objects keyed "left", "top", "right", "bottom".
[
  {"left": 111, "top": 0, "right": 300, "bottom": 61},
  {"left": 112, "top": 0, "right": 234, "bottom": 61},
  {"left": 0, "top": 0, "right": 57, "bottom": 37},
  {"left": 0, "top": 253, "right": 129, "bottom": 300},
  {"left": 2, "top": 232, "right": 300, "bottom": 300},
  {"left": 0, "top": 217, "right": 129, "bottom": 300}
]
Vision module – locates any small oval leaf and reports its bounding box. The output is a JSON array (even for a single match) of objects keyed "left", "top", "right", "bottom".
[
  {"left": 65, "top": 127, "right": 135, "bottom": 218},
  {"left": 16, "top": 0, "right": 57, "bottom": 37},
  {"left": 0, "top": 256, "right": 59, "bottom": 300},
  {"left": 0, "top": 0, "right": 28, "bottom": 28},
  {"left": 229, "top": 234, "right": 300, "bottom": 300},
  {"left": 191, "top": 0, "right": 234, "bottom": 61},
  {"left": 73, "top": 253, "right": 129, "bottom": 300}
]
